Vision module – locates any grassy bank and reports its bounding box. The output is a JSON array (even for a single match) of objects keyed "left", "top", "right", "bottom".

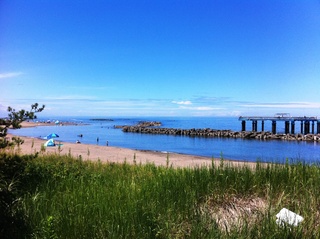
[{"left": 1, "top": 153, "right": 320, "bottom": 238}]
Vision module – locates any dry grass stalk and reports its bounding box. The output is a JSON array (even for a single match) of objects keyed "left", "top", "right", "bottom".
[{"left": 200, "top": 195, "right": 267, "bottom": 232}]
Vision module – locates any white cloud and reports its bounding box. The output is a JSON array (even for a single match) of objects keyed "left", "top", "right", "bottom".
[
  {"left": 44, "top": 95, "right": 97, "bottom": 101},
  {"left": 68, "top": 86, "right": 113, "bottom": 90},
  {"left": 172, "top": 100, "right": 192, "bottom": 105},
  {"left": 179, "top": 105, "right": 222, "bottom": 111},
  {"left": 0, "top": 72, "right": 23, "bottom": 79},
  {"left": 196, "top": 106, "right": 220, "bottom": 111},
  {"left": 241, "top": 102, "right": 320, "bottom": 109}
]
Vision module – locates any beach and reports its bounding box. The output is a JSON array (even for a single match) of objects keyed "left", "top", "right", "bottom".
[{"left": 5, "top": 122, "right": 255, "bottom": 168}]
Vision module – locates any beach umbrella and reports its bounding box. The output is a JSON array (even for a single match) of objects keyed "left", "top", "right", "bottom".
[{"left": 46, "top": 133, "right": 59, "bottom": 139}]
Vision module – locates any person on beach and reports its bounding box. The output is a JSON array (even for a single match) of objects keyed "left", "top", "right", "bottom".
[
  {"left": 96, "top": 137, "right": 99, "bottom": 144},
  {"left": 76, "top": 140, "right": 81, "bottom": 144}
]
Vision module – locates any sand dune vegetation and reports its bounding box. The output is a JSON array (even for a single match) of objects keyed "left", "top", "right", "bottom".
[{"left": 1, "top": 148, "right": 320, "bottom": 238}]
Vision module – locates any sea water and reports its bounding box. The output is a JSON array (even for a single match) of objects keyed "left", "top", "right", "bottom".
[{"left": 8, "top": 116, "right": 320, "bottom": 163}]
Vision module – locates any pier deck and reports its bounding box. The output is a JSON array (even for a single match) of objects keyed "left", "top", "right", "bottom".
[{"left": 239, "top": 115, "right": 320, "bottom": 134}]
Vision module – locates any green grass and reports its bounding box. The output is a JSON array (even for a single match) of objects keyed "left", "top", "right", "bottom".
[{"left": 1, "top": 153, "right": 320, "bottom": 238}]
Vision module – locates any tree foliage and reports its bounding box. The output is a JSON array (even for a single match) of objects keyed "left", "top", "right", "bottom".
[{"left": 0, "top": 103, "right": 45, "bottom": 148}]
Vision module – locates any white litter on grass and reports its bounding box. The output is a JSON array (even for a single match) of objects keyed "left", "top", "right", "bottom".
[{"left": 276, "top": 208, "right": 304, "bottom": 227}]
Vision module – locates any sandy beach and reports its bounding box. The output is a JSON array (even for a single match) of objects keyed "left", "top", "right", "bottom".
[{"left": 4, "top": 122, "right": 255, "bottom": 168}]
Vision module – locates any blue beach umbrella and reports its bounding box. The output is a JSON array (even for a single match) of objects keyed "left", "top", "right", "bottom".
[{"left": 46, "top": 133, "right": 59, "bottom": 139}]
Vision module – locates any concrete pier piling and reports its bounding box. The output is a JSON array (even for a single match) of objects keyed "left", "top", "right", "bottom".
[
  {"left": 272, "top": 121, "right": 277, "bottom": 134},
  {"left": 284, "top": 121, "right": 290, "bottom": 134},
  {"left": 241, "top": 120, "right": 246, "bottom": 131},
  {"left": 291, "top": 121, "right": 295, "bottom": 134}
]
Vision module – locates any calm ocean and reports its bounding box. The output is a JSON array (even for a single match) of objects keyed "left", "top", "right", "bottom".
[{"left": 8, "top": 116, "right": 320, "bottom": 164}]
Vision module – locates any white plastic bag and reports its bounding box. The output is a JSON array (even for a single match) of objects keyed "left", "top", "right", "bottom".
[{"left": 276, "top": 208, "right": 303, "bottom": 227}]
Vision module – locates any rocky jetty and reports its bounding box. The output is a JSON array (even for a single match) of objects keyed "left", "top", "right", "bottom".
[
  {"left": 136, "top": 121, "right": 161, "bottom": 127},
  {"left": 115, "top": 121, "right": 161, "bottom": 129},
  {"left": 118, "top": 122, "right": 320, "bottom": 142}
]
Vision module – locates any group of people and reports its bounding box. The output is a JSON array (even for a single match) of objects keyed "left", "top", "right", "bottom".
[
  {"left": 75, "top": 134, "right": 108, "bottom": 146},
  {"left": 76, "top": 134, "right": 83, "bottom": 144}
]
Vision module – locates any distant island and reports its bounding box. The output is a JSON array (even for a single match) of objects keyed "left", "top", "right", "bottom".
[{"left": 89, "top": 119, "right": 114, "bottom": 121}]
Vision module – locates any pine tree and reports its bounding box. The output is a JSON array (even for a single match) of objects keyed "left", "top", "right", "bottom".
[{"left": 0, "top": 103, "right": 45, "bottom": 148}]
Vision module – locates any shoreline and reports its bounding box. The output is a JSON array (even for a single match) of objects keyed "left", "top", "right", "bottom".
[
  {"left": 5, "top": 132, "right": 256, "bottom": 168},
  {"left": 20, "top": 121, "right": 85, "bottom": 128}
]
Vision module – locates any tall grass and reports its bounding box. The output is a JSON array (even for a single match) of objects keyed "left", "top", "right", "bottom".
[{"left": 1, "top": 152, "right": 320, "bottom": 238}]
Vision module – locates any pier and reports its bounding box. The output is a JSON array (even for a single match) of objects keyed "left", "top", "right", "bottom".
[{"left": 239, "top": 113, "right": 320, "bottom": 134}]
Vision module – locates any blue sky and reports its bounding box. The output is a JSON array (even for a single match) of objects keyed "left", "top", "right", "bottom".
[{"left": 1, "top": 0, "right": 320, "bottom": 117}]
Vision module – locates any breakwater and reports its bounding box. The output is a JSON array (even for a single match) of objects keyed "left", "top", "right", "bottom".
[{"left": 118, "top": 122, "right": 320, "bottom": 142}]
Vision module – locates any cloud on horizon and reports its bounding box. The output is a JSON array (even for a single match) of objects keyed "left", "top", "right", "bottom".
[
  {"left": 172, "top": 100, "right": 192, "bottom": 105},
  {"left": 44, "top": 95, "right": 98, "bottom": 101},
  {"left": 1, "top": 94, "right": 320, "bottom": 117},
  {"left": 0, "top": 72, "right": 23, "bottom": 79},
  {"left": 240, "top": 102, "right": 320, "bottom": 109}
]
